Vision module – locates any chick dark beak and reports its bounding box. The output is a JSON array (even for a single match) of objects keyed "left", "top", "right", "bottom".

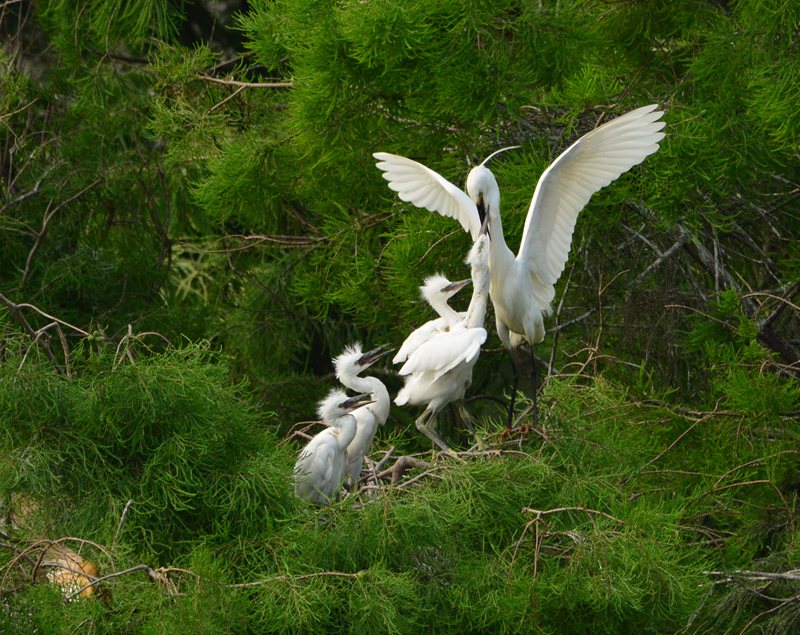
[
  {"left": 443, "top": 278, "right": 471, "bottom": 294},
  {"left": 357, "top": 344, "right": 394, "bottom": 367},
  {"left": 341, "top": 392, "right": 373, "bottom": 410}
]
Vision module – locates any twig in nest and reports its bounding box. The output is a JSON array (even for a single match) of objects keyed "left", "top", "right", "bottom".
[
  {"left": 281, "top": 421, "right": 325, "bottom": 445},
  {"left": 374, "top": 455, "right": 432, "bottom": 486},
  {"left": 396, "top": 470, "right": 444, "bottom": 489}
]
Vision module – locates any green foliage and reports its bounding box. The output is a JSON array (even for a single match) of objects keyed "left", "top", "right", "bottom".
[
  {"left": 0, "top": 346, "right": 294, "bottom": 556},
  {"left": 2, "top": 0, "right": 799, "bottom": 631}
]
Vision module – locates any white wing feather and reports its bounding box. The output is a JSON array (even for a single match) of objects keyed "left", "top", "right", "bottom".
[
  {"left": 517, "top": 105, "right": 665, "bottom": 285},
  {"left": 373, "top": 152, "right": 482, "bottom": 239},
  {"left": 294, "top": 433, "right": 337, "bottom": 500},
  {"left": 393, "top": 318, "right": 448, "bottom": 365},
  {"left": 398, "top": 327, "right": 487, "bottom": 380}
]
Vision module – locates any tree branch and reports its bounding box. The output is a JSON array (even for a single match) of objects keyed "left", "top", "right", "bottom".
[{"left": 198, "top": 74, "right": 292, "bottom": 89}]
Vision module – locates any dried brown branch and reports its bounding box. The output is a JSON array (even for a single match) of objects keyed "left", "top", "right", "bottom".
[{"left": 374, "top": 455, "right": 432, "bottom": 485}]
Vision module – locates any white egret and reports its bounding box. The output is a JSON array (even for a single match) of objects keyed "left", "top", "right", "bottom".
[
  {"left": 392, "top": 274, "right": 471, "bottom": 365},
  {"left": 375, "top": 104, "right": 666, "bottom": 425},
  {"left": 294, "top": 390, "right": 372, "bottom": 505},
  {"left": 395, "top": 219, "right": 490, "bottom": 452},
  {"left": 333, "top": 343, "right": 393, "bottom": 487}
]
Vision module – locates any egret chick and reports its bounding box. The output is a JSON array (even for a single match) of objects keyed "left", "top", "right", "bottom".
[
  {"left": 375, "top": 104, "right": 666, "bottom": 425},
  {"left": 294, "top": 390, "right": 372, "bottom": 505},
  {"left": 393, "top": 275, "right": 471, "bottom": 365},
  {"left": 333, "top": 344, "right": 393, "bottom": 487},
  {"left": 395, "top": 219, "right": 490, "bottom": 452}
]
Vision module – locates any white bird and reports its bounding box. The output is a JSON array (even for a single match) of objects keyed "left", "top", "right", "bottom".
[
  {"left": 333, "top": 343, "right": 393, "bottom": 487},
  {"left": 294, "top": 390, "right": 372, "bottom": 505},
  {"left": 375, "top": 104, "right": 666, "bottom": 425},
  {"left": 392, "top": 274, "right": 471, "bottom": 365},
  {"left": 395, "top": 220, "right": 490, "bottom": 452}
]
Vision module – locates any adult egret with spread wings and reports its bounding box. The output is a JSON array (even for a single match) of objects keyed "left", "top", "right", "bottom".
[
  {"left": 333, "top": 343, "right": 393, "bottom": 488},
  {"left": 294, "top": 390, "right": 372, "bottom": 505},
  {"left": 395, "top": 220, "right": 490, "bottom": 452},
  {"left": 375, "top": 104, "right": 666, "bottom": 425}
]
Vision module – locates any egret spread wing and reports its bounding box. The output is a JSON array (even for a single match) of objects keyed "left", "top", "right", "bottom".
[
  {"left": 517, "top": 105, "right": 665, "bottom": 285},
  {"left": 373, "top": 152, "right": 482, "bottom": 239},
  {"left": 399, "top": 327, "right": 487, "bottom": 378},
  {"left": 430, "top": 328, "right": 486, "bottom": 382},
  {"left": 393, "top": 317, "right": 451, "bottom": 364}
]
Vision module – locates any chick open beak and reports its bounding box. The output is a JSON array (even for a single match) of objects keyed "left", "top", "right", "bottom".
[
  {"left": 443, "top": 278, "right": 471, "bottom": 294},
  {"left": 341, "top": 393, "right": 374, "bottom": 410},
  {"left": 357, "top": 344, "right": 394, "bottom": 367}
]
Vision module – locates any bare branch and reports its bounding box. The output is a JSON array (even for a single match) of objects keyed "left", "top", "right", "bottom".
[
  {"left": 522, "top": 506, "right": 625, "bottom": 525},
  {"left": 20, "top": 177, "right": 103, "bottom": 288},
  {"left": 198, "top": 74, "right": 292, "bottom": 89}
]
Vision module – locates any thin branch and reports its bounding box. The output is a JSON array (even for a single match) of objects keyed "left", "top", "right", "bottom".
[
  {"left": 547, "top": 308, "right": 596, "bottom": 335},
  {"left": 522, "top": 506, "right": 625, "bottom": 525},
  {"left": 208, "top": 85, "right": 246, "bottom": 113},
  {"left": 0, "top": 294, "right": 90, "bottom": 337},
  {"left": 20, "top": 177, "right": 103, "bottom": 288},
  {"left": 0, "top": 293, "right": 62, "bottom": 371},
  {"left": 635, "top": 237, "right": 688, "bottom": 283},
  {"left": 198, "top": 74, "right": 292, "bottom": 89},
  {"left": 227, "top": 569, "right": 367, "bottom": 589},
  {"left": 0, "top": 159, "right": 63, "bottom": 215},
  {"left": 113, "top": 500, "right": 134, "bottom": 546},
  {"left": 705, "top": 568, "right": 800, "bottom": 583}
]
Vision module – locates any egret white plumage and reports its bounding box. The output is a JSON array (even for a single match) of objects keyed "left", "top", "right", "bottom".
[
  {"left": 375, "top": 104, "right": 666, "bottom": 426},
  {"left": 333, "top": 343, "right": 393, "bottom": 487},
  {"left": 392, "top": 274, "right": 471, "bottom": 365},
  {"left": 395, "top": 219, "right": 490, "bottom": 452},
  {"left": 294, "top": 390, "right": 372, "bottom": 505}
]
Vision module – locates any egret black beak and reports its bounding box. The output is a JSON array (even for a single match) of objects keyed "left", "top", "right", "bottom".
[
  {"left": 479, "top": 211, "right": 490, "bottom": 238},
  {"left": 443, "top": 278, "right": 471, "bottom": 294},
  {"left": 357, "top": 344, "right": 394, "bottom": 367},
  {"left": 341, "top": 392, "right": 373, "bottom": 410},
  {"left": 476, "top": 196, "right": 486, "bottom": 226}
]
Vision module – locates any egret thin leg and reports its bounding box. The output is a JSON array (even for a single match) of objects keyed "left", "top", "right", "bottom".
[
  {"left": 456, "top": 401, "right": 476, "bottom": 434},
  {"left": 415, "top": 409, "right": 451, "bottom": 453},
  {"left": 529, "top": 344, "right": 539, "bottom": 427},
  {"left": 505, "top": 351, "right": 520, "bottom": 428}
]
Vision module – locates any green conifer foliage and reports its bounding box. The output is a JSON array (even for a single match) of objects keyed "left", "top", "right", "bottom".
[{"left": 2, "top": 0, "right": 799, "bottom": 631}]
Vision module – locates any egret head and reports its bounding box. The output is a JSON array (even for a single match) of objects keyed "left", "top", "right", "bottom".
[
  {"left": 465, "top": 165, "right": 498, "bottom": 226},
  {"left": 334, "top": 343, "right": 393, "bottom": 379},
  {"left": 317, "top": 388, "right": 373, "bottom": 422},
  {"left": 466, "top": 145, "right": 520, "bottom": 226},
  {"left": 420, "top": 274, "right": 471, "bottom": 304}
]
